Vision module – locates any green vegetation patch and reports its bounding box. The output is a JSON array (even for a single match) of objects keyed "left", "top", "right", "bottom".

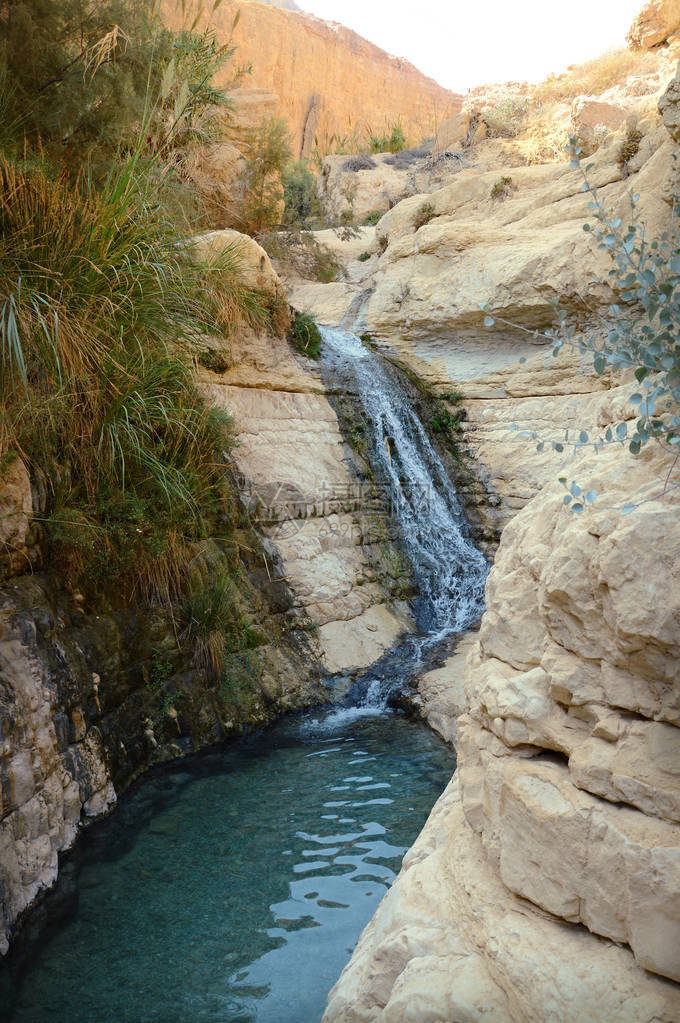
[{"left": 290, "top": 312, "right": 322, "bottom": 359}]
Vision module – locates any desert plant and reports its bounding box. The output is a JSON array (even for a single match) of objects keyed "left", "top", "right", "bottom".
[
  {"left": 490, "top": 175, "right": 514, "bottom": 200},
  {"left": 260, "top": 228, "right": 341, "bottom": 283},
  {"left": 282, "top": 160, "right": 321, "bottom": 228},
  {"left": 342, "top": 155, "right": 377, "bottom": 172},
  {"left": 617, "top": 127, "right": 643, "bottom": 175},
  {"left": 290, "top": 312, "right": 322, "bottom": 359},
  {"left": 534, "top": 48, "right": 657, "bottom": 104},
  {"left": 413, "top": 201, "right": 436, "bottom": 230},
  {"left": 0, "top": 153, "right": 258, "bottom": 599},
  {"left": 369, "top": 121, "right": 407, "bottom": 154},
  {"left": 357, "top": 251, "right": 371, "bottom": 262},
  {"left": 182, "top": 569, "right": 237, "bottom": 676},
  {"left": 239, "top": 116, "right": 292, "bottom": 234},
  {"left": 483, "top": 97, "right": 529, "bottom": 139},
  {"left": 362, "top": 209, "right": 384, "bottom": 226}
]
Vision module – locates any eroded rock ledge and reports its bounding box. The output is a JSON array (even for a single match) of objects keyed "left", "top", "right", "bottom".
[{"left": 323, "top": 441, "right": 680, "bottom": 1021}]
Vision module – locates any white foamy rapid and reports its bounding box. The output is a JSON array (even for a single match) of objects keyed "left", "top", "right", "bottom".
[{"left": 320, "top": 326, "right": 488, "bottom": 644}]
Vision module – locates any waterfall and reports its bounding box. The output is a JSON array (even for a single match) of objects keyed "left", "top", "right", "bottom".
[{"left": 320, "top": 327, "right": 488, "bottom": 653}]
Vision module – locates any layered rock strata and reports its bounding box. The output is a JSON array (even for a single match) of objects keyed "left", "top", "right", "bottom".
[
  {"left": 323, "top": 439, "right": 680, "bottom": 1023},
  {"left": 196, "top": 230, "right": 416, "bottom": 674}
]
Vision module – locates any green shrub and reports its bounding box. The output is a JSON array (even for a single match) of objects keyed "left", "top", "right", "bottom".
[
  {"left": 357, "top": 251, "right": 371, "bottom": 262},
  {"left": 440, "top": 390, "right": 464, "bottom": 404},
  {"left": 362, "top": 209, "right": 384, "bottom": 226},
  {"left": 413, "top": 201, "right": 436, "bottom": 230},
  {"left": 282, "top": 160, "right": 321, "bottom": 228},
  {"left": 182, "top": 568, "right": 239, "bottom": 676},
  {"left": 490, "top": 175, "right": 514, "bottom": 200},
  {"left": 430, "top": 412, "right": 461, "bottom": 434},
  {"left": 369, "top": 122, "right": 407, "bottom": 154},
  {"left": 239, "top": 116, "right": 292, "bottom": 234},
  {"left": 290, "top": 312, "right": 322, "bottom": 359},
  {"left": 0, "top": 153, "right": 264, "bottom": 601}
]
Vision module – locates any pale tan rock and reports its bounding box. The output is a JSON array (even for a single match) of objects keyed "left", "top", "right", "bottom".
[
  {"left": 628, "top": 0, "right": 680, "bottom": 49},
  {"left": 415, "top": 633, "right": 478, "bottom": 745},
  {"left": 659, "top": 57, "right": 680, "bottom": 141},
  {"left": 571, "top": 97, "right": 627, "bottom": 148},
  {"left": 0, "top": 458, "right": 33, "bottom": 576},
  {"left": 569, "top": 721, "right": 680, "bottom": 823},
  {"left": 287, "top": 281, "right": 358, "bottom": 325},
  {"left": 363, "top": 127, "right": 671, "bottom": 349},
  {"left": 323, "top": 778, "right": 680, "bottom": 1023},
  {"left": 192, "top": 228, "right": 284, "bottom": 299},
  {"left": 319, "top": 604, "right": 413, "bottom": 674},
  {"left": 318, "top": 153, "right": 421, "bottom": 223}
]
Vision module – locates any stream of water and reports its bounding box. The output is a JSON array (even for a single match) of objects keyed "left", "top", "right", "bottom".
[{"left": 1, "top": 329, "right": 487, "bottom": 1022}]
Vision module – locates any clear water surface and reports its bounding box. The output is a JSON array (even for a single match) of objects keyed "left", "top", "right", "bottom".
[{"left": 2, "top": 709, "right": 454, "bottom": 1023}]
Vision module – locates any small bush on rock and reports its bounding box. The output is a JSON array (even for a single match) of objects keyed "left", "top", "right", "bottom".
[
  {"left": 362, "top": 209, "right": 384, "bottom": 226},
  {"left": 483, "top": 97, "right": 529, "bottom": 139},
  {"left": 490, "top": 175, "right": 514, "bottom": 200},
  {"left": 413, "top": 202, "right": 436, "bottom": 230},
  {"left": 290, "top": 312, "right": 322, "bottom": 359}
]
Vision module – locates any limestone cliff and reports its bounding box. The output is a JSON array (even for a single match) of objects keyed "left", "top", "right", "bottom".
[
  {"left": 161, "top": 0, "right": 461, "bottom": 157},
  {"left": 310, "top": 51, "right": 680, "bottom": 1023}
]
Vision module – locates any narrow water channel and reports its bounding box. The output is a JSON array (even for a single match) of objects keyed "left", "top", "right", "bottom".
[{"left": 2, "top": 711, "right": 454, "bottom": 1023}]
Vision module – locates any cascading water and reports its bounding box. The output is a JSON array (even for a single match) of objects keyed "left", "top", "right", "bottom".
[{"left": 319, "top": 326, "right": 489, "bottom": 698}]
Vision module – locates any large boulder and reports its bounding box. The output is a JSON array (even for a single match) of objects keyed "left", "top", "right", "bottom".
[
  {"left": 317, "top": 153, "right": 421, "bottom": 223},
  {"left": 628, "top": 0, "right": 680, "bottom": 49}
]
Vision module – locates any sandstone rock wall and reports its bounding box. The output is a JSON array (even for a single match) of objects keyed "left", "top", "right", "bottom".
[
  {"left": 628, "top": 0, "right": 680, "bottom": 49},
  {"left": 161, "top": 0, "right": 461, "bottom": 158}
]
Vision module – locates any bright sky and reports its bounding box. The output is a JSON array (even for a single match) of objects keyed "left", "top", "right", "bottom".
[{"left": 297, "top": 0, "right": 646, "bottom": 92}]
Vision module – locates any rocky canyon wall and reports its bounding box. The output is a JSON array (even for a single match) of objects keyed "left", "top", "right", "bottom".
[
  {"left": 161, "top": 0, "right": 461, "bottom": 157},
  {"left": 315, "top": 54, "right": 680, "bottom": 1023},
  {"left": 0, "top": 226, "right": 420, "bottom": 956}
]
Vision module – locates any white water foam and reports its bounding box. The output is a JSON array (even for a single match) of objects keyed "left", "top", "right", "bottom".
[{"left": 320, "top": 326, "right": 489, "bottom": 646}]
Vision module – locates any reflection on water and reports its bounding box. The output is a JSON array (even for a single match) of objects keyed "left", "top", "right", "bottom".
[{"left": 2, "top": 711, "right": 454, "bottom": 1023}]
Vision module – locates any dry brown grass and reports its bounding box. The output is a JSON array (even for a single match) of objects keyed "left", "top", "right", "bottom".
[{"left": 534, "top": 48, "right": 658, "bottom": 104}]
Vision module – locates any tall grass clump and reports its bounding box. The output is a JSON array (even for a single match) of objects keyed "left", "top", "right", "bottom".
[
  {"left": 0, "top": 153, "right": 264, "bottom": 602},
  {"left": 534, "top": 48, "right": 658, "bottom": 104}
]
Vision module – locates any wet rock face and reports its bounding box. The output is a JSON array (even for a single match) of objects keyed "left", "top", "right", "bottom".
[{"left": 0, "top": 557, "right": 324, "bottom": 955}]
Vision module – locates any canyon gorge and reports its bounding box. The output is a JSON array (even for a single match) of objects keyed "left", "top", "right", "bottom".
[{"left": 1, "top": 0, "right": 680, "bottom": 1021}]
